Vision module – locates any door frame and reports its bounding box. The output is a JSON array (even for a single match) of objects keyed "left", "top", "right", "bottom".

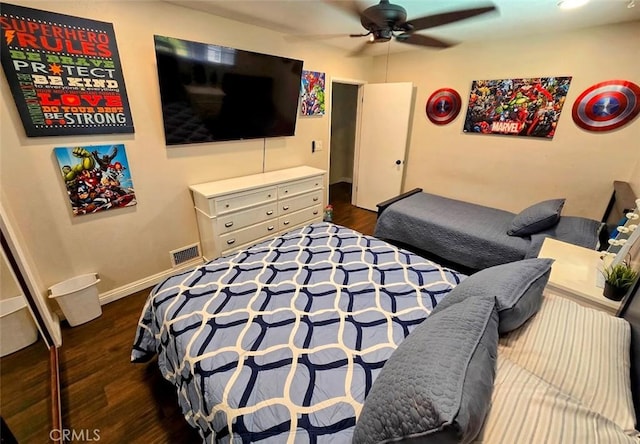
[
  {"left": 327, "top": 77, "right": 366, "bottom": 207},
  {"left": 0, "top": 202, "right": 62, "bottom": 348}
]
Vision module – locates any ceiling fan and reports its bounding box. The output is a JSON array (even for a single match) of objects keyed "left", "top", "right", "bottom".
[{"left": 324, "top": 0, "right": 498, "bottom": 56}]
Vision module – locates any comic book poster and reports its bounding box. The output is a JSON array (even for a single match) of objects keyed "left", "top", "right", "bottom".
[
  {"left": 0, "top": 3, "right": 134, "bottom": 136},
  {"left": 463, "top": 76, "right": 572, "bottom": 139},
  {"left": 300, "top": 70, "right": 325, "bottom": 116},
  {"left": 54, "top": 144, "right": 136, "bottom": 216}
]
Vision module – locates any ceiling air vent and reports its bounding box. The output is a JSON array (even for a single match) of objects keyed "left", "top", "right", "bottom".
[{"left": 170, "top": 243, "right": 201, "bottom": 267}]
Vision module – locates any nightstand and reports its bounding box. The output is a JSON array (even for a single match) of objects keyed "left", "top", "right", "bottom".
[{"left": 537, "top": 237, "right": 623, "bottom": 315}]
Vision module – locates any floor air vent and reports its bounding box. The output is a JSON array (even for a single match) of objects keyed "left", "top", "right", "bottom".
[{"left": 170, "top": 243, "right": 201, "bottom": 267}]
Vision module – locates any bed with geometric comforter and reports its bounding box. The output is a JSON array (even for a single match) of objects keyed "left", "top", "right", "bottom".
[{"left": 131, "top": 223, "right": 464, "bottom": 443}]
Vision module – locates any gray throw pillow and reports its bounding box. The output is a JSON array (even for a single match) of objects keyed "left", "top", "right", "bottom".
[
  {"left": 508, "top": 198, "right": 565, "bottom": 237},
  {"left": 433, "top": 258, "right": 554, "bottom": 334},
  {"left": 353, "top": 295, "right": 499, "bottom": 444}
]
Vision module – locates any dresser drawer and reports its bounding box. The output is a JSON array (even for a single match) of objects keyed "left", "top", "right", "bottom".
[
  {"left": 279, "top": 190, "right": 323, "bottom": 215},
  {"left": 214, "top": 187, "right": 277, "bottom": 215},
  {"left": 279, "top": 205, "right": 322, "bottom": 231},
  {"left": 278, "top": 175, "right": 323, "bottom": 199},
  {"left": 220, "top": 220, "right": 278, "bottom": 250},
  {"left": 217, "top": 203, "right": 277, "bottom": 234}
]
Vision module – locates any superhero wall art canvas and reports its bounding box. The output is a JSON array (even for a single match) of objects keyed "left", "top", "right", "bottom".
[
  {"left": 463, "top": 77, "right": 572, "bottom": 139},
  {"left": 0, "top": 3, "right": 134, "bottom": 137},
  {"left": 299, "top": 70, "right": 325, "bottom": 117},
  {"left": 54, "top": 144, "right": 136, "bottom": 216}
]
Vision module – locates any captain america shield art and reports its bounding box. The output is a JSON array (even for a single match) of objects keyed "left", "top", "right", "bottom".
[
  {"left": 426, "top": 88, "right": 462, "bottom": 125},
  {"left": 572, "top": 80, "right": 640, "bottom": 132}
]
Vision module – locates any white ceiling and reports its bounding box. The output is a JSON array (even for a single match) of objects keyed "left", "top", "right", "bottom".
[{"left": 166, "top": 0, "right": 640, "bottom": 56}]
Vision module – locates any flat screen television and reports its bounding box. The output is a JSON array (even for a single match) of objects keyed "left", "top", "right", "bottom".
[{"left": 153, "top": 35, "right": 304, "bottom": 145}]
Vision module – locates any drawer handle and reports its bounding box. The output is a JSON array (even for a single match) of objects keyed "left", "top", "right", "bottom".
[
  {"left": 284, "top": 190, "right": 288, "bottom": 193},
  {"left": 267, "top": 225, "right": 275, "bottom": 231},
  {"left": 313, "top": 211, "right": 319, "bottom": 215},
  {"left": 224, "top": 221, "right": 234, "bottom": 228},
  {"left": 313, "top": 197, "right": 319, "bottom": 202},
  {"left": 225, "top": 204, "right": 230, "bottom": 208},
  {"left": 267, "top": 194, "right": 272, "bottom": 198},
  {"left": 266, "top": 210, "right": 274, "bottom": 215},
  {"left": 226, "top": 239, "right": 236, "bottom": 245},
  {"left": 315, "top": 183, "right": 319, "bottom": 187},
  {"left": 283, "top": 221, "right": 290, "bottom": 226},
  {"left": 283, "top": 206, "right": 290, "bottom": 211}
]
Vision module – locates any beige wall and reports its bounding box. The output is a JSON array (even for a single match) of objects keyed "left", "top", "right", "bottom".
[
  {"left": 2, "top": 2, "right": 639, "bottom": 308},
  {"left": 1, "top": 254, "right": 21, "bottom": 301},
  {"left": 370, "top": 21, "right": 640, "bottom": 220},
  {"left": 0, "top": 1, "right": 371, "bottom": 300}
]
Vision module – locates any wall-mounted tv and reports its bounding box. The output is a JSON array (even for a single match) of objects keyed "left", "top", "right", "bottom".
[{"left": 153, "top": 35, "right": 304, "bottom": 145}]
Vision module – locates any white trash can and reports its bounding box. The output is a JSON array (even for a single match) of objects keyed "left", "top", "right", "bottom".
[
  {"left": 0, "top": 295, "right": 39, "bottom": 357},
  {"left": 48, "top": 273, "right": 102, "bottom": 327}
]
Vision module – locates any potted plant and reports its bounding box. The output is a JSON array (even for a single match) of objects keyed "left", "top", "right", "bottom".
[{"left": 602, "top": 262, "right": 639, "bottom": 301}]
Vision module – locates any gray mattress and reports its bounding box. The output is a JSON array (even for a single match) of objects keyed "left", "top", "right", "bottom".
[{"left": 374, "top": 192, "right": 601, "bottom": 271}]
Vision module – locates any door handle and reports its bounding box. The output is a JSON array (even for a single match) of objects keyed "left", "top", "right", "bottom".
[{"left": 395, "top": 160, "right": 402, "bottom": 165}]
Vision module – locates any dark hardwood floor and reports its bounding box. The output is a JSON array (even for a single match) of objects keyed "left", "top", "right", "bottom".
[
  {"left": 329, "top": 181, "right": 378, "bottom": 236},
  {"left": 0, "top": 335, "right": 51, "bottom": 443},
  {"left": 0, "top": 188, "right": 377, "bottom": 443}
]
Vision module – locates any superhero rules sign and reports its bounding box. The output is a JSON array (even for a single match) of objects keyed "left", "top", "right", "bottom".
[
  {"left": 0, "top": 3, "right": 134, "bottom": 136},
  {"left": 463, "top": 77, "right": 572, "bottom": 139}
]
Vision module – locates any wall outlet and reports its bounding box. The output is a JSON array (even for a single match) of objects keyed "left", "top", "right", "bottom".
[{"left": 313, "top": 140, "right": 323, "bottom": 151}]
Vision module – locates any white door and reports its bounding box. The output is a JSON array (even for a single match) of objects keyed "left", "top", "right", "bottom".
[{"left": 354, "top": 82, "right": 413, "bottom": 211}]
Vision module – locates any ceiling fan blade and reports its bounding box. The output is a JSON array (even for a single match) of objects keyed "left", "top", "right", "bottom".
[
  {"left": 322, "top": 0, "right": 388, "bottom": 28},
  {"left": 405, "top": 5, "right": 497, "bottom": 32},
  {"left": 322, "top": 0, "right": 368, "bottom": 20},
  {"left": 347, "top": 41, "right": 373, "bottom": 57},
  {"left": 396, "top": 33, "right": 454, "bottom": 49}
]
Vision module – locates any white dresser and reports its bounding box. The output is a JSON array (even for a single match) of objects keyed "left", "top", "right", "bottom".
[{"left": 190, "top": 166, "right": 326, "bottom": 260}]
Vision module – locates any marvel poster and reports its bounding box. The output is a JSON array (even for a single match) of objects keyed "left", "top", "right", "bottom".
[
  {"left": 54, "top": 144, "right": 136, "bottom": 216},
  {"left": 0, "top": 3, "right": 134, "bottom": 136},
  {"left": 300, "top": 70, "right": 325, "bottom": 117},
  {"left": 463, "top": 76, "right": 572, "bottom": 139}
]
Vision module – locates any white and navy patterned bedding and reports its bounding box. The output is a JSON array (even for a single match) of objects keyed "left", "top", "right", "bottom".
[{"left": 131, "top": 223, "right": 463, "bottom": 443}]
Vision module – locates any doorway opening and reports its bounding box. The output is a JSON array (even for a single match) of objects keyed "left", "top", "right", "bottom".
[
  {"left": 328, "top": 81, "right": 360, "bottom": 209},
  {"left": 328, "top": 80, "right": 413, "bottom": 214}
]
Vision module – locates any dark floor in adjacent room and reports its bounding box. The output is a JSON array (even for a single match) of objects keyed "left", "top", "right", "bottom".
[{"left": 329, "top": 181, "right": 377, "bottom": 236}]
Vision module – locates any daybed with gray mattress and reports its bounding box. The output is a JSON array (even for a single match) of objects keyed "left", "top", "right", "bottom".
[
  {"left": 132, "top": 222, "right": 640, "bottom": 443},
  {"left": 374, "top": 182, "right": 637, "bottom": 273}
]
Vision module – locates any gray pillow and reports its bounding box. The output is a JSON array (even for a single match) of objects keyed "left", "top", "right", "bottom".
[
  {"left": 433, "top": 258, "right": 554, "bottom": 334},
  {"left": 353, "top": 295, "right": 499, "bottom": 444},
  {"left": 508, "top": 198, "right": 565, "bottom": 236}
]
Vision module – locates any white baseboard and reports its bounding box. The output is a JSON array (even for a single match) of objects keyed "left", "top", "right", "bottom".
[{"left": 98, "top": 258, "right": 204, "bottom": 305}]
